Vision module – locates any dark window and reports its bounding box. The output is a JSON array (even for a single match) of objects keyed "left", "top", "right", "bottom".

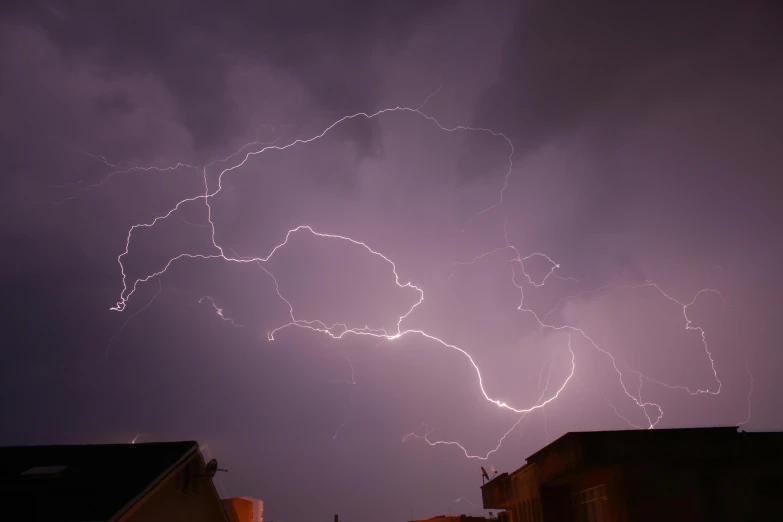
[
  {"left": 518, "top": 498, "right": 542, "bottom": 522},
  {"left": 572, "top": 484, "right": 609, "bottom": 522},
  {"left": 20, "top": 465, "right": 68, "bottom": 477},
  {"left": 180, "top": 463, "right": 199, "bottom": 495}
]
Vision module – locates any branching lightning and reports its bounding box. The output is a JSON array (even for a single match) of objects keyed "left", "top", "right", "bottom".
[
  {"left": 402, "top": 337, "right": 572, "bottom": 460},
  {"left": 328, "top": 355, "right": 357, "bottom": 386},
  {"left": 41, "top": 138, "right": 281, "bottom": 205},
  {"left": 199, "top": 296, "right": 243, "bottom": 327},
  {"left": 330, "top": 355, "right": 357, "bottom": 440},
  {"left": 103, "top": 275, "right": 163, "bottom": 362},
  {"left": 417, "top": 85, "right": 442, "bottom": 111},
  {"left": 57, "top": 91, "right": 742, "bottom": 462},
  {"left": 537, "top": 357, "right": 553, "bottom": 444},
  {"left": 453, "top": 497, "right": 482, "bottom": 509},
  {"left": 738, "top": 365, "right": 754, "bottom": 427}
]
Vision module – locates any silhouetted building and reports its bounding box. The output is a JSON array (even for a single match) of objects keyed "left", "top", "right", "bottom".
[
  {"left": 481, "top": 426, "right": 783, "bottom": 522},
  {"left": 412, "top": 516, "right": 491, "bottom": 522},
  {"left": 0, "top": 440, "right": 232, "bottom": 521}
]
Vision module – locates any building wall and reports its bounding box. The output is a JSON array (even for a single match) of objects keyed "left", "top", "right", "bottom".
[
  {"left": 509, "top": 465, "right": 542, "bottom": 522},
  {"left": 560, "top": 465, "right": 626, "bottom": 522},
  {"left": 413, "top": 516, "right": 488, "bottom": 522},
  {"left": 484, "top": 430, "right": 783, "bottom": 522},
  {"left": 625, "top": 461, "right": 711, "bottom": 521},
  {"left": 485, "top": 465, "right": 626, "bottom": 522},
  {"left": 622, "top": 456, "right": 783, "bottom": 522},
  {"left": 532, "top": 437, "right": 583, "bottom": 484},
  {"left": 482, "top": 473, "right": 513, "bottom": 510},
  {"left": 121, "top": 453, "right": 229, "bottom": 522}
]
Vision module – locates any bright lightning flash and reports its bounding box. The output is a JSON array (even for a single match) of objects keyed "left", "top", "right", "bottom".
[{"left": 59, "top": 95, "right": 741, "bottom": 461}]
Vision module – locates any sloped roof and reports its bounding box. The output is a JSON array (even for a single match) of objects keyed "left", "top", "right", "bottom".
[{"left": 0, "top": 440, "right": 198, "bottom": 521}]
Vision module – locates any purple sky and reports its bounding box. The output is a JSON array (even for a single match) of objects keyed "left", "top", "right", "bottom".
[{"left": 1, "top": 1, "right": 782, "bottom": 521}]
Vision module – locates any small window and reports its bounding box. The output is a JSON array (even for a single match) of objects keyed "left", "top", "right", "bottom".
[
  {"left": 180, "top": 463, "right": 199, "bottom": 495},
  {"left": 181, "top": 468, "right": 192, "bottom": 493},
  {"left": 518, "top": 498, "right": 542, "bottom": 522},
  {"left": 572, "top": 484, "right": 609, "bottom": 522},
  {"left": 21, "top": 465, "right": 68, "bottom": 477}
]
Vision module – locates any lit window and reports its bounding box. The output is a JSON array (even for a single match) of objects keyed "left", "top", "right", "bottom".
[
  {"left": 21, "top": 465, "right": 68, "bottom": 476},
  {"left": 572, "top": 484, "right": 608, "bottom": 522}
]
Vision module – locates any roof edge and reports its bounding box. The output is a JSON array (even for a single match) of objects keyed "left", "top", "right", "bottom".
[{"left": 110, "top": 441, "right": 199, "bottom": 522}]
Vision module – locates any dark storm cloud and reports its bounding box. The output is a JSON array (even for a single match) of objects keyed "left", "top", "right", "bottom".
[
  {"left": 466, "top": 1, "right": 783, "bottom": 225},
  {"left": 475, "top": 1, "right": 783, "bottom": 150},
  {"left": 4, "top": 0, "right": 453, "bottom": 154},
  {"left": 468, "top": 0, "right": 782, "bottom": 271}
]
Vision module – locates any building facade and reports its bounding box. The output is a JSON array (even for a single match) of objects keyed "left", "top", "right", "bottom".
[
  {"left": 0, "top": 440, "right": 252, "bottom": 522},
  {"left": 412, "top": 515, "right": 490, "bottom": 522},
  {"left": 481, "top": 427, "right": 783, "bottom": 522}
]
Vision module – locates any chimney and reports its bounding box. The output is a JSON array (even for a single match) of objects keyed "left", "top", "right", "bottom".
[
  {"left": 223, "top": 498, "right": 254, "bottom": 522},
  {"left": 238, "top": 497, "right": 263, "bottom": 521},
  {"left": 335, "top": 515, "right": 339, "bottom": 522}
]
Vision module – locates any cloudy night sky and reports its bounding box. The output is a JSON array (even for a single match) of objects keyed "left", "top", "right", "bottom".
[{"left": 1, "top": 1, "right": 781, "bottom": 521}]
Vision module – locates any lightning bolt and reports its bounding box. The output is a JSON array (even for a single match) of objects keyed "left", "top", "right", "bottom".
[
  {"left": 59, "top": 90, "right": 734, "bottom": 460},
  {"left": 537, "top": 356, "right": 553, "bottom": 445},
  {"left": 330, "top": 355, "right": 357, "bottom": 440},
  {"left": 454, "top": 497, "right": 482, "bottom": 509},
  {"left": 328, "top": 355, "right": 357, "bottom": 385},
  {"left": 402, "top": 336, "right": 573, "bottom": 460},
  {"left": 737, "top": 365, "right": 754, "bottom": 427},
  {"left": 199, "top": 296, "right": 243, "bottom": 327},
  {"left": 417, "top": 84, "right": 443, "bottom": 111},
  {"left": 41, "top": 137, "right": 282, "bottom": 205},
  {"left": 602, "top": 394, "right": 647, "bottom": 430},
  {"left": 40, "top": 161, "right": 200, "bottom": 205},
  {"left": 103, "top": 275, "right": 163, "bottom": 363}
]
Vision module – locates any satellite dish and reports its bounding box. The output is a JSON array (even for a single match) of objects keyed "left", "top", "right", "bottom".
[
  {"left": 206, "top": 459, "right": 219, "bottom": 478},
  {"left": 198, "top": 458, "right": 228, "bottom": 479},
  {"left": 480, "top": 466, "right": 490, "bottom": 484}
]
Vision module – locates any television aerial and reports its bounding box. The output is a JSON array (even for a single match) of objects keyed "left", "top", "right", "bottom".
[{"left": 481, "top": 466, "right": 490, "bottom": 484}]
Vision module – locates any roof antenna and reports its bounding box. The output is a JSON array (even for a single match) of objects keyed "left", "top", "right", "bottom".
[{"left": 480, "top": 466, "right": 490, "bottom": 484}]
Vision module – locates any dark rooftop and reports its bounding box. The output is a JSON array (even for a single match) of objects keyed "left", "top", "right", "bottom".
[
  {"left": 480, "top": 426, "right": 783, "bottom": 487},
  {"left": 0, "top": 440, "right": 198, "bottom": 521},
  {"left": 525, "top": 426, "right": 741, "bottom": 462}
]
